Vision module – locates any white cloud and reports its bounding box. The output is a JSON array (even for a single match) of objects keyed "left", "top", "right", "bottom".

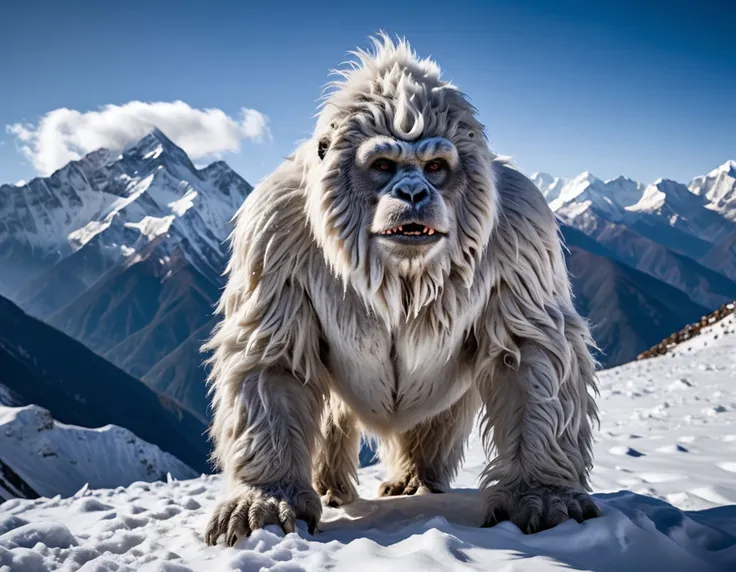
[{"left": 6, "top": 101, "right": 271, "bottom": 176}]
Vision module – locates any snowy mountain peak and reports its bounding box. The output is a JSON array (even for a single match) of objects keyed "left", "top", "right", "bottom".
[
  {"left": 574, "top": 170, "right": 599, "bottom": 182},
  {"left": 530, "top": 172, "right": 567, "bottom": 201},
  {"left": 0, "top": 129, "right": 252, "bottom": 297},
  {"left": 652, "top": 177, "right": 681, "bottom": 189},
  {"left": 710, "top": 159, "right": 736, "bottom": 177},
  {"left": 688, "top": 160, "right": 736, "bottom": 219},
  {"left": 548, "top": 170, "right": 624, "bottom": 218},
  {"left": 122, "top": 128, "right": 196, "bottom": 172},
  {"left": 628, "top": 178, "right": 695, "bottom": 214}
]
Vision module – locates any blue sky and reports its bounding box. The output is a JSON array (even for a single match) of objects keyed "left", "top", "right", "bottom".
[{"left": 1, "top": 0, "right": 734, "bottom": 187}]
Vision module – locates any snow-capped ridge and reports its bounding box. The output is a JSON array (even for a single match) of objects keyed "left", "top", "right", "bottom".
[
  {"left": 0, "top": 404, "right": 196, "bottom": 500},
  {"left": 629, "top": 178, "right": 705, "bottom": 215},
  {"left": 542, "top": 161, "right": 736, "bottom": 226},
  {"left": 637, "top": 299, "right": 734, "bottom": 360}
]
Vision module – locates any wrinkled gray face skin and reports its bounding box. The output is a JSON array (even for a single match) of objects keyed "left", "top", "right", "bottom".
[{"left": 352, "top": 135, "right": 466, "bottom": 266}]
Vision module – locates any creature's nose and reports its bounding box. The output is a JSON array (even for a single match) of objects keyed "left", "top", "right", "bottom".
[{"left": 391, "top": 180, "right": 430, "bottom": 206}]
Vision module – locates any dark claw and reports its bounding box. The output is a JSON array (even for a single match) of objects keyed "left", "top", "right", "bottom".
[
  {"left": 483, "top": 505, "right": 509, "bottom": 527},
  {"left": 567, "top": 500, "right": 584, "bottom": 523},
  {"left": 205, "top": 518, "right": 221, "bottom": 545},
  {"left": 545, "top": 497, "right": 569, "bottom": 528},
  {"left": 307, "top": 517, "right": 319, "bottom": 535},
  {"left": 403, "top": 483, "right": 419, "bottom": 495},
  {"left": 581, "top": 498, "right": 602, "bottom": 520}
]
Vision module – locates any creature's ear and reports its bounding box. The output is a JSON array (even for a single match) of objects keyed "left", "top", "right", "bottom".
[
  {"left": 317, "top": 122, "right": 338, "bottom": 161},
  {"left": 317, "top": 136, "right": 330, "bottom": 161},
  {"left": 457, "top": 121, "right": 476, "bottom": 140}
]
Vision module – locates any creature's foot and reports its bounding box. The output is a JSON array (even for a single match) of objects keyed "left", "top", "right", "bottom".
[
  {"left": 205, "top": 482, "right": 321, "bottom": 546},
  {"left": 483, "top": 484, "right": 602, "bottom": 534},
  {"left": 315, "top": 479, "right": 358, "bottom": 508},
  {"left": 378, "top": 472, "right": 447, "bottom": 497}
]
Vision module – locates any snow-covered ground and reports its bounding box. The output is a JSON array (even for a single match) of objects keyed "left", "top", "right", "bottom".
[{"left": 2, "top": 316, "right": 735, "bottom": 571}]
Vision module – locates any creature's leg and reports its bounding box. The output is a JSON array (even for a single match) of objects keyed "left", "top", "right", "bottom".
[
  {"left": 479, "top": 298, "right": 602, "bottom": 533},
  {"left": 205, "top": 367, "right": 324, "bottom": 546},
  {"left": 378, "top": 389, "right": 480, "bottom": 497},
  {"left": 313, "top": 393, "right": 361, "bottom": 507}
]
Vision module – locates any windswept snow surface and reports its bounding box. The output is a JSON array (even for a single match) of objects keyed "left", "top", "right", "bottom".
[{"left": 3, "top": 317, "right": 736, "bottom": 570}]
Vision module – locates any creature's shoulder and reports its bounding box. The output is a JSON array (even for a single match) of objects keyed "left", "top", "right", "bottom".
[
  {"left": 228, "top": 155, "right": 315, "bottom": 283},
  {"left": 480, "top": 159, "right": 571, "bottom": 300},
  {"left": 236, "top": 156, "right": 308, "bottom": 234},
  {"left": 491, "top": 159, "right": 560, "bottom": 246}
]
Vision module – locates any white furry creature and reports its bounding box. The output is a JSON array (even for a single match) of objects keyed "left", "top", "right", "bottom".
[{"left": 203, "top": 35, "right": 601, "bottom": 546}]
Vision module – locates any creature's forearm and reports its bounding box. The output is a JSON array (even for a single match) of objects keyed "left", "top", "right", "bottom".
[
  {"left": 479, "top": 336, "right": 596, "bottom": 491},
  {"left": 211, "top": 366, "right": 324, "bottom": 489},
  {"left": 476, "top": 287, "right": 601, "bottom": 532}
]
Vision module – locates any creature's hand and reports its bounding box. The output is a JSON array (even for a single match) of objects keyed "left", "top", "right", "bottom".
[
  {"left": 204, "top": 482, "right": 322, "bottom": 546},
  {"left": 483, "top": 483, "right": 601, "bottom": 534}
]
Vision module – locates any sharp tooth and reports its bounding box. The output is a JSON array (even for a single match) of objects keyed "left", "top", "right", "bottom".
[
  {"left": 428, "top": 228, "right": 435, "bottom": 235},
  {"left": 422, "top": 226, "right": 428, "bottom": 234},
  {"left": 398, "top": 225, "right": 403, "bottom": 232}
]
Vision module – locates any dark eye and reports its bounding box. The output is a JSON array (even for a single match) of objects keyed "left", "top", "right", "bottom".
[
  {"left": 425, "top": 159, "right": 447, "bottom": 173},
  {"left": 371, "top": 159, "right": 395, "bottom": 173}
]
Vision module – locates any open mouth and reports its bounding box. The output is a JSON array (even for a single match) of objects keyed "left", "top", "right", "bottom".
[{"left": 374, "top": 222, "right": 445, "bottom": 244}]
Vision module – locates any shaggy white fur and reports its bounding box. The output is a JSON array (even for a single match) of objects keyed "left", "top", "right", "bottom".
[{"left": 203, "top": 34, "right": 601, "bottom": 546}]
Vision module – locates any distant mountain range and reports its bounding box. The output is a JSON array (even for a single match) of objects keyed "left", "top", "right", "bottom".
[
  {"left": 1, "top": 129, "right": 734, "bottom": 432},
  {"left": 533, "top": 160, "right": 736, "bottom": 288},
  {"left": 532, "top": 161, "right": 736, "bottom": 362}
]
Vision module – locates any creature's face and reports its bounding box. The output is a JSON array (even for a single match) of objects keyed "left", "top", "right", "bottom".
[
  {"left": 304, "top": 38, "right": 497, "bottom": 318},
  {"left": 353, "top": 136, "right": 462, "bottom": 268}
]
